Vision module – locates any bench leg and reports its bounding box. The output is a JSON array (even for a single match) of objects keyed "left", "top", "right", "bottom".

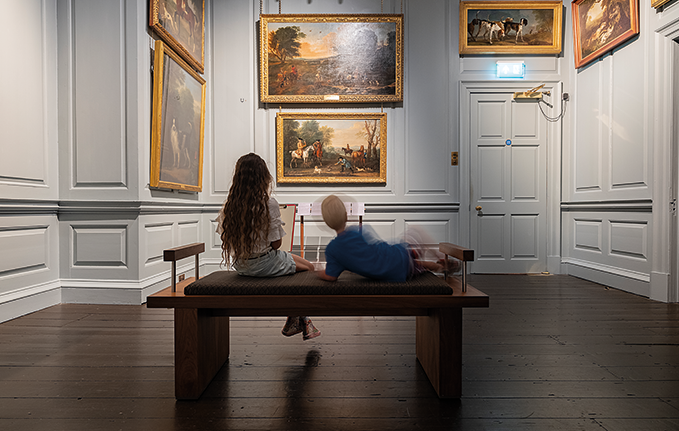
[
  {"left": 174, "top": 308, "right": 230, "bottom": 400},
  {"left": 416, "top": 308, "right": 462, "bottom": 398}
]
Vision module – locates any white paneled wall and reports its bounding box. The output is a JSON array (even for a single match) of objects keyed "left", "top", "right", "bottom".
[
  {"left": 0, "top": 1, "right": 57, "bottom": 196},
  {"left": 72, "top": 0, "right": 127, "bottom": 189},
  {"left": 0, "top": 0, "right": 60, "bottom": 322},
  {"left": 563, "top": 210, "right": 652, "bottom": 297},
  {"left": 562, "top": 0, "right": 679, "bottom": 300}
]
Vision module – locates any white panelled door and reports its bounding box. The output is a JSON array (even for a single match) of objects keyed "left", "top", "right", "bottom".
[{"left": 469, "top": 93, "right": 548, "bottom": 273}]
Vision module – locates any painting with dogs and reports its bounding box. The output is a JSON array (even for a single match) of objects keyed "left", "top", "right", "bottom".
[
  {"left": 259, "top": 14, "right": 403, "bottom": 104},
  {"left": 275, "top": 113, "right": 387, "bottom": 185},
  {"left": 459, "top": 1, "right": 563, "bottom": 55}
]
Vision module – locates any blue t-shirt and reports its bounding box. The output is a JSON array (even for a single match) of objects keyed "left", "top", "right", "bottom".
[{"left": 324, "top": 227, "right": 410, "bottom": 282}]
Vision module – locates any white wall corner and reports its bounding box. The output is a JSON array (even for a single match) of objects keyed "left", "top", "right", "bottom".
[
  {"left": 650, "top": 271, "right": 670, "bottom": 303},
  {"left": 547, "top": 255, "right": 562, "bottom": 274}
]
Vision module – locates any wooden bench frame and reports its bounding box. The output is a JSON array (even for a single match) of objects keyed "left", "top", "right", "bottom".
[{"left": 147, "top": 242, "right": 488, "bottom": 400}]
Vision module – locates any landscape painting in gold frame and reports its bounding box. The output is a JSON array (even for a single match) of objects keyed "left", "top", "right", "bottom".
[
  {"left": 459, "top": 1, "right": 563, "bottom": 55},
  {"left": 276, "top": 112, "right": 387, "bottom": 184},
  {"left": 572, "top": 0, "right": 639, "bottom": 68},
  {"left": 260, "top": 14, "right": 403, "bottom": 103},
  {"left": 151, "top": 40, "right": 206, "bottom": 192},
  {"left": 150, "top": 0, "right": 205, "bottom": 73}
]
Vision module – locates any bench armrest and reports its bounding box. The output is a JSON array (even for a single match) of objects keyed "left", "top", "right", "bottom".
[
  {"left": 439, "top": 242, "right": 474, "bottom": 293},
  {"left": 165, "top": 242, "right": 205, "bottom": 292}
]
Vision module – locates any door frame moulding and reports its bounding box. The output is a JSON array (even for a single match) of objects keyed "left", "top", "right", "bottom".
[
  {"left": 459, "top": 80, "right": 563, "bottom": 274},
  {"left": 673, "top": 40, "right": 679, "bottom": 303},
  {"left": 653, "top": 11, "right": 679, "bottom": 303}
]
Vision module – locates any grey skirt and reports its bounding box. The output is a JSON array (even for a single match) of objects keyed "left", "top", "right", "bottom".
[{"left": 233, "top": 249, "right": 296, "bottom": 277}]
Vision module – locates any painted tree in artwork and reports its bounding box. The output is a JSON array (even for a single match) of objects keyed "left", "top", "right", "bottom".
[
  {"left": 283, "top": 119, "right": 300, "bottom": 153},
  {"left": 268, "top": 26, "right": 306, "bottom": 63},
  {"left": 297, "top": 120, "right": 334, "bottom": 149},
  {"left": 359, "top": 119, "right": 380, "bottom": 159}
]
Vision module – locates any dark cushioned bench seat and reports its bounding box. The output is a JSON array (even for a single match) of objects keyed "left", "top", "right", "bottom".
[
  {"left": 184, "top": 270, "right": 453, "bottom": 295},
  {"left": 147, "top": 241, "right": 488, "bottom": 401}
]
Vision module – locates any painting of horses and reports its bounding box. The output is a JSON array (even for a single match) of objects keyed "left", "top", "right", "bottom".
[
  {"left": 276, "top": 113, "right": 387, "bottom": 184},
  {"left": 459, "top": 1, "right": 563, "bottom": 55},
  {"left": 572, "top": 0, "right": 639, "bottom": 68},
  {"left": 150, "top": 40, "right": 206, "bottom": 192},
  {"left": 260, "top": 14, "right": 403, "bottom": 103},
  {"left": 150, "top": 0, "right": 204, "bottom": 73}
]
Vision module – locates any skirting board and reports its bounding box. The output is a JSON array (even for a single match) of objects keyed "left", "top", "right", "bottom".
[
  {"left": 61, "top": 275, "right": 191, "bottom": 305},
  {"left": 565, "top": 263, "right": 650, "bottom": 299},
  {"left": 0, "top": 283, "right": 61, "bottom": 324}
]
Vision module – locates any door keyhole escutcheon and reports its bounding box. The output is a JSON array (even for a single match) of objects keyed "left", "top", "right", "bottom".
[{"left": 475, "top": 206, "right": 482, "bottom": 211}]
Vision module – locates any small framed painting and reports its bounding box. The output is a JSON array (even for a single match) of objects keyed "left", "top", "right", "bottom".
[
  {"left": 150, "top": 0, "right": 205, "bottom": 73},
  {"left": 572, "top": 0, "right": 639, "bottom": 68},
  {"left": 150, "top": 40, "right": 206, "bottom": 192},
  {"left": 260, "top": 14, "right": 403, "bottom": 103},
  {"left": 459, "top": 1, "right": 563, "bottom": 55},
  {"left": 276, "top": 112, "right": 387, "bottom": 184}
]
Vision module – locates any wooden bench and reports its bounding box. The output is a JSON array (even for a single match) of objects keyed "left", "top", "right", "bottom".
[{"left": 146, "top": 242, "right": 488, "bottom": 400}]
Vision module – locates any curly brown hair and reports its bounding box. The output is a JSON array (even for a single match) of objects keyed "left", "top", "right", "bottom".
[{"left": 220, "top": 153, "right": 272, "bottom": 265}]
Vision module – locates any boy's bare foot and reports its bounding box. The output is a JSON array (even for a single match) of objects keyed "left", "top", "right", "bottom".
[{"left": 437, "top": 258, "right": 461, "bottom": 274}]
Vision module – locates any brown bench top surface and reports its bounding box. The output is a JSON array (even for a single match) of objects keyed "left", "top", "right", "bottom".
[{"left": 147, "top": 271, "right": 489, "bottom": 314}]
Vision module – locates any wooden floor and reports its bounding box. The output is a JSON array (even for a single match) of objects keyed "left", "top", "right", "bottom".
[{"left": 1, "top": 275, "right": 678, "bottom": 430}]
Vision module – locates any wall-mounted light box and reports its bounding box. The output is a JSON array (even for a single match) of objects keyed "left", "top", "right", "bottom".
[{"left": 496, "top": 61, "right": 525, "bottom": 78}]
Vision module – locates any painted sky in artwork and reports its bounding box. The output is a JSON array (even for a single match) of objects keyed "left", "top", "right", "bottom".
[
  {"left": 305, "top": 119, "right": 379, "bottom": 149},
  {"left": 269, "top": 22, "right": 396, "bottom": 59}
]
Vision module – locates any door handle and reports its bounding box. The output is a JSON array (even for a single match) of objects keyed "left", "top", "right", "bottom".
[{"left": 475, "top": 206, "right": 482, "bottom": 211}]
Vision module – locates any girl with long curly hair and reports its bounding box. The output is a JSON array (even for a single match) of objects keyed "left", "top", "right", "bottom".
[{"left": 217, "top": 153, "right": 320, "bottom": 340}]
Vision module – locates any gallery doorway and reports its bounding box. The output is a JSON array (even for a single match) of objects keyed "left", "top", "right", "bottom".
[{"left": 460, "top": 82, "right": 561, "bottom": 274}]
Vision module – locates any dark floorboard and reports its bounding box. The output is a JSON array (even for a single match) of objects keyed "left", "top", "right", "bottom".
[{"left": 1, "top": 274, "right": 678, "bottom": 430}]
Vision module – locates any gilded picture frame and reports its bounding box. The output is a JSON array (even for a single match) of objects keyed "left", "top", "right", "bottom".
[
  {"left": 651, "top": 0, "right": 673, "bottom": 8},
  {"left": 572, "top": 0, "right": 639, "bottom": 68},
  {"left": 459, "top": 1, "right": 563, "bottom": 55},
  {"left": 260, "top": 14, "right": 403, "bottom": 104},
  {"left": 151, "top": 40, "right": 206, "bottom": 192},
  {"left": 276, "top": 112, "right": 387, "bottom": 184},
  {"left": 149, "top": 0, "right": 205, "bottom": 73}
]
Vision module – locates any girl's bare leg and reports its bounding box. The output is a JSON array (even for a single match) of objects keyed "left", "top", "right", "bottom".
[{"left": 292, "top": 254, "right": 314, "bottom": 272}]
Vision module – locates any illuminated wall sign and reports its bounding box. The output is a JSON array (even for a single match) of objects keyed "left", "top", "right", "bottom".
[{"left": 496, "top": 61, "right": 525, "bottom": 78}]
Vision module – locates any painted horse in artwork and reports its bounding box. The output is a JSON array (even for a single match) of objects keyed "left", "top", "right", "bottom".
[
  {"left": 351, "top": 146, "right": 366, "bottom": 168},
  {"left": 290, "top": 145, "right": 313, "bottom": 168}
]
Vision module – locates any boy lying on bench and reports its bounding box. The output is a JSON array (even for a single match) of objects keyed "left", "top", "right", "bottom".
[{"left": 317, "top": 194, "right": 453, "bottom": 282}]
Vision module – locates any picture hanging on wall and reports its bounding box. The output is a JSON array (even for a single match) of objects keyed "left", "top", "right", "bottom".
[
  {"left": 260, "top": 14, "right": 403, "bottom": 103},
  {"left": 459, "top": 1, "right": 563, "bottom": 55},
  {"left": 276, "top": 112, "right": 387, "bottom": 184},
  {"left": 150, "top": 40, "right": 206, "bottom": 192},
  {"left": 572, "top": 0, "right": 639, "bottom": 68},
  {"left": 150, "top": 0, "right": 205, "bottom": 73}
]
